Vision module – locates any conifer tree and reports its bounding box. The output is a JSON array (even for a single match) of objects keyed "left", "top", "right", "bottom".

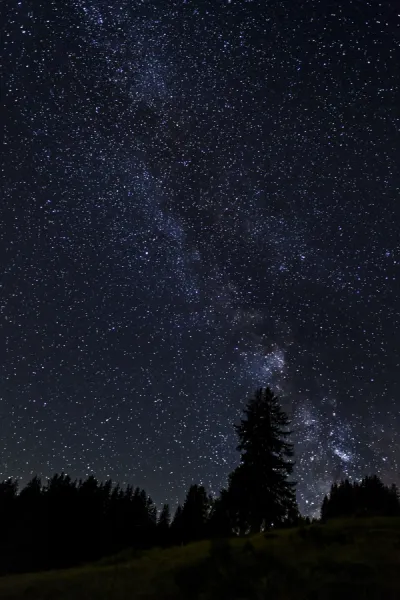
[
  {"left": 227, "top": 387, "right": 297, "bottom": 532},
  {"left": 207, "top": 490, "right": 233, "bottom": 538},
  {"left": 170, "top": 504, "right": 184, "bottom": 545},
  {"left": 158, "top": 503, "right": 171, "bottom": 529},
  {"left": 321, "top": 494, "right": 329, "bottom": 521},
  {"left": 180, "top": 484, "right": 210, "bottom": 542},
  {"left": 157, "top": 503, "right": 171, "bottom": 545}
]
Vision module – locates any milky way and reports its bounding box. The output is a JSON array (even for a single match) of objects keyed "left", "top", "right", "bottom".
[{"left": 2, "top": 0, "right": 399, "bottom": 515}]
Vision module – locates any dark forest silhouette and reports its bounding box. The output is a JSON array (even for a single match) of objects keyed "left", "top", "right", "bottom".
[
  {"left": 321, "top": 475, "right": 400, "bottom": 520},
  {"left": 0, "top": 475, "right": 159, "bottom": 573},
  {"left": 0, "top": 388, "right": 398, "bottom": 575}
]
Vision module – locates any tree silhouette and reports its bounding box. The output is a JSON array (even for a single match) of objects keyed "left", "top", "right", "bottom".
[
  {"left": 157, "top": 503, "right": 171, "bottom": 545},
  {"left": 321, "top": 475, "right": 400, "bottom": 519},
  {"left": 170, "top": 504, "right": 184, "bottom": 545},
  {"left": 207, "top": 490, "right": 234, "bottom": 538},
  {"left": 0, "top": 478, "right": 18, "bottom": 565},
  {"left": 158, "top": 503, "right": 171, "bottom": 529},
  {"left": 226, "top": 388, "right": 297, "bottom": 533},
  {"left": 0, "top": 473, "right": 160, "bottom": 574},
  {"left": 180, "top": 484, "right": 210, "bottom": 543}
]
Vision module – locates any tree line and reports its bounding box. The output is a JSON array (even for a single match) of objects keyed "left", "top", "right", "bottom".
[
  {"left": 0, "top": 388, "right": 398, "bottom": 574},
  {"left": 321, "top": 475, "right": 400, "bottom": 520}
]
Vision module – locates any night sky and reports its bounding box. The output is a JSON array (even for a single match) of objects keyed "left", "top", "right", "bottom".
[{"left": 2, "top": 0, "right": 399, "bottom": 516}]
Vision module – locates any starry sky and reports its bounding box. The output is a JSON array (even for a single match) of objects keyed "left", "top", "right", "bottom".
[{"left": 2, "top": 0, "right": 399, "bottom": 516}]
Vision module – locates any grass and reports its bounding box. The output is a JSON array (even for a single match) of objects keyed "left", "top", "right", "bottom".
[{"left": 1, "top": 517, "right": 400, "bottom": 599}]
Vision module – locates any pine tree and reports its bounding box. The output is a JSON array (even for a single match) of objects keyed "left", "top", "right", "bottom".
[
  {"left": 180, "top": 484, "right": 210, "bottom": 543},
  {"left": 147, "top": 496, "right": 158, "bottom": 527},
  {"left": 158, "top": 503, "right": 171, "bottom": 529},
  {"left": 207, "top": 490, "right": 233, "bottom": 538},
  {"left": 227, "top": 387, "right": 297, "bottom": 532},
  {"left": 170, "top": 504, "right": 184, "bottom": 545},
  {"left": 18, "top": 476, "right": 44, "bottom": 569},
  {"left": 321, "top": 494, "right": 329, "bottom": 521},
  {"left": 0, "top": 479, "right": 18, "bottom": 544},
  {"left": 157, "top": 503, "right": 171, "bottom": 546}
]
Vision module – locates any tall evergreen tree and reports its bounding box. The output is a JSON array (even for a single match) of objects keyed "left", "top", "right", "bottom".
[
  {"left": 157, "top": 503, "right": 171, "bottom": 546},
  {"left": 207, "top": 490, "right": 234, "bottom": 538},
  {"left": 321, "top": 494, "right": 329, "bottom": 521},
  {"left": 180, "top": 484, "right": 210, "bottom": 543},
  {"left": 158, "top": 503, "right": 171, "bottom": 529},
  {"left": 227, "top": 387, "right": 297, "bottom": 532},
  {"left": 170, "top": 504, "right": 184, "bottom": 545}
]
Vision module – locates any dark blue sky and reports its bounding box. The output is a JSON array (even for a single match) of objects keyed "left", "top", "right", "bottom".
[{"left": 2, "top": 0, "right": 399, "bottom": 515}]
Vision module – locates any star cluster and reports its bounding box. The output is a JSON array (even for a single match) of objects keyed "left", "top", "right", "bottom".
[{"left": 2, "top": 0, "right": 399, "bottom": 515}]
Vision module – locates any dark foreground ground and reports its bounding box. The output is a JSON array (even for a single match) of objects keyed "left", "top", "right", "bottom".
[{"left": 1, "top": 517, "right": 400, "bottom": 599}]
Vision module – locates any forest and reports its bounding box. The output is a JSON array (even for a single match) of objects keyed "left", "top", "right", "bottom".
[{"left": 0, "top": 388, "right": 398, "bottom": 576}]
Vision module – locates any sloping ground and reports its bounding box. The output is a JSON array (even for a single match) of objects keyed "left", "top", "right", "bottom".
[{"left": 1, "top": 518, "right": 400, "bottom": 599}]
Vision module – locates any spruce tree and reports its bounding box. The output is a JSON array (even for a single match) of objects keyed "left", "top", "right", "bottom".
[
  {"left": 157, "top": 503, "right": 171, "bottom": 546},
  {"left": 227, "top": 387, "right": 297, "bottom": 532},
  {"left": 207, "top": 490, "right": 233, "bottom": 538},
  {"left": 158, "top": 503, "right": 171, "bottom": 529},
  {"left": 321, "top": 494, "right": 329, "bottom": 521},
  {"left": 170, "top": 504, "right": 184, "bottom": 545},
  {"left": 180, "top": 485, "right": 209, "bottom": 543}
]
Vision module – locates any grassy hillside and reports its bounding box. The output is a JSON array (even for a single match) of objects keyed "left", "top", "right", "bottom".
[{"left": 1, "top": 517, "right": 400, "bottom": 599}]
